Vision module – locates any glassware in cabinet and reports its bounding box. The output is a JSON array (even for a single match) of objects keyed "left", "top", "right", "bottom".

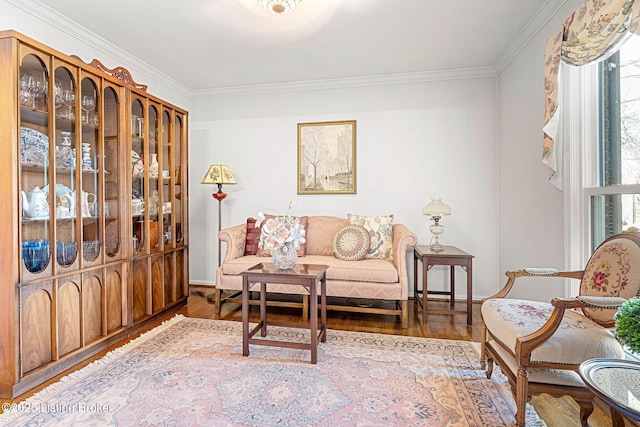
[
  {"left": 50, "top": 64, "right": 81, "bottom": 271},
  {"left": 148, "top": 104, "right": 160, "bottom": 252},
  {"left": 174, "top": 114, "right": 184, "bottom": 246},
  {"left": 131, "top": 98, "right": 146, "bottom": 254},
  {"left": 19, "top": 51, "right": 52, "bottom": 278},
  {"left": 79, "top": 76, "right": 101, "bottom": 264}
]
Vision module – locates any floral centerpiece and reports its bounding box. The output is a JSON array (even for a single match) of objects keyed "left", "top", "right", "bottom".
[{"left": 256, "top": 201, "right": 306, "bottom": 270}]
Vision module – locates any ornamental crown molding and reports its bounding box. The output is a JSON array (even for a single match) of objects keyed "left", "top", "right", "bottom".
[
  {"left": 6, "top": 0, "right": 191, "bottom": 101},
  {"left": 191, "top": 67, "right": 498, "bottom": 99},
  {"left": 493, "top": 0, "right": 568, "bottom": 74}
]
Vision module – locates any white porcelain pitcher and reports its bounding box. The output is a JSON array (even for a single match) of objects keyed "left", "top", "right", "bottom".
[{"left": 61, "top": 190, "right": 97, "bottom": 218}]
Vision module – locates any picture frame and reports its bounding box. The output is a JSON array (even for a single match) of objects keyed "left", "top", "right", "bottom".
[{"left": 297, "top": 120, "right": 356, "bottom": 195}]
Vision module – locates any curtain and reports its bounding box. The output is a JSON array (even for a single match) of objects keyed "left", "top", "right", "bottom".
[{"left": 542, "top": 0, "right": 640, "bottom": 188}]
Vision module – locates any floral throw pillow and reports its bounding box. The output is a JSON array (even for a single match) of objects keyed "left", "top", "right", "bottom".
[{"left": 347, "top": 214, "right": 394, "bottom": 260}]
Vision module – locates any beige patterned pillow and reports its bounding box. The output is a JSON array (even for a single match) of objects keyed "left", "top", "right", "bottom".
[
  {"left": 347, "top": 214, "right": 394, "bottom": 259},
  {"left": 332, "top": 225, "right": 370, "bottom": 261}
]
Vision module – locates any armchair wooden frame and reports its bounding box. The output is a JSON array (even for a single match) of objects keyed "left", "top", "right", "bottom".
[{"left": 480, "top": 231, "right": 640, "bottom": 427}]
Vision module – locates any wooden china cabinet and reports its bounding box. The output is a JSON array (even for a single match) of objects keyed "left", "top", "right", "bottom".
[{"left": 0, "top": 30, "right": 189, "bottom": 398}]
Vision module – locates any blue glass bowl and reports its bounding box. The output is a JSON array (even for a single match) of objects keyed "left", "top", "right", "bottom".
[
  {"left": 83, "top": 240, "right": 100, "bottom": 262},
  {"left": 22, "top": 239, "right": 50, "bottom": 273},
  {"left": 56, "top": 241, "right": 77, "bottom": 267}
]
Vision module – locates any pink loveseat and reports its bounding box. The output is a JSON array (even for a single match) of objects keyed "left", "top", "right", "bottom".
[{"left": 214, "top": 215, "right": 417, "bottom": 328}]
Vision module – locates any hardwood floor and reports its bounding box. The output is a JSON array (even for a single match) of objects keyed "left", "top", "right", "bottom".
[{"left": 1, "top": 285, "right": 624, "bottom": 426}]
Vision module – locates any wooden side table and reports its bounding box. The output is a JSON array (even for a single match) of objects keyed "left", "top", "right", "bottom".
[
  {"left": 413, "top": 245, "right": 474, "bottom": 325},
  {"left": 580, "top": 358, "right": 640, "bottom": 427},
  {"left": 241, "top": 263, "right": 328, "bottom": 364}
]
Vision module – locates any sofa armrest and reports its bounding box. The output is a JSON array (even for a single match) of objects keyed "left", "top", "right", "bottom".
[
  {"left": 218, "top": 223, "right": 247, "bottom": 263},
  {"left": 392, "top": 223, "right": 418, "bottom": 299}
]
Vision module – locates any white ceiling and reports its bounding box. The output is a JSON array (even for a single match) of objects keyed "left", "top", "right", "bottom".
[{"left": 36, "top": 0, "right": 552, "bottom": 92}]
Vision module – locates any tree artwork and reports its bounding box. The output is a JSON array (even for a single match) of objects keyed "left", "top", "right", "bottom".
[{"left": 297, "top": 121, "right": 356, "bottom": 194}]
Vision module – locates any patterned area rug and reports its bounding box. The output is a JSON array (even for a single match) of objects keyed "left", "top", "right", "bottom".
[{"left": 0, "top": 316, "right": 546, "bottom": 426}]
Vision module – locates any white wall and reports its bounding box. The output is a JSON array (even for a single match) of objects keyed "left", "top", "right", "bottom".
[
  {"left": 190, "top": 77, "right": 500, "bottom": 298},
  {"left": 496, "top": 0, "right": 584, "bottom": 301},
  {"left": 0, "top": 0, "right": 190, "bottom": 109},
  {"left": 3, "top": 0, "right": 586, "bottom": 302}
]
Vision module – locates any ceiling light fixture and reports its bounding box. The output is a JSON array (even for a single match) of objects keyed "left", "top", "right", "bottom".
[{"left": 257, "top": 0, "right": 301, "bottom": 15}]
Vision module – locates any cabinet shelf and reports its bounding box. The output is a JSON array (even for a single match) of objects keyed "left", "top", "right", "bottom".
[
  {"left": 20, "top": 163, "right": 109, "bottom": 175},
  {"left": 20, "top": 107, "right": 48, "bottom": 126}
]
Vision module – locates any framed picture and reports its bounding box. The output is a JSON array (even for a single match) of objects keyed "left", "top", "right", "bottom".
[{"left": 297, "top": 120, "right": 356, "bottom": 194}]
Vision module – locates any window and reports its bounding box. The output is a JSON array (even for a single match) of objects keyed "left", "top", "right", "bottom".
[{"left": 587, "top": 35, "right": 640, "bottom": 250}]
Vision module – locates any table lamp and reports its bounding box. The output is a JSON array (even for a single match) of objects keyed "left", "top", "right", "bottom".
[
  {"left": 422, "top": 195, "right": 451, "bottom": 253},
  {"left": 202, "top": 164, "right": 237, "bottom": 266}
]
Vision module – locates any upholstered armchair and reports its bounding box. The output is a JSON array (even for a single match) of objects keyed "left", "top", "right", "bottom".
[{"left": 480, "top": 230, "right": 640, "bottom": 427}]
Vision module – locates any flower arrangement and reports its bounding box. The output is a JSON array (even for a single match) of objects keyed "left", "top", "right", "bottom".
[
  {"left": 256, "top": 201, "right": 306, "bottom": 254},
  {"left": 614, "top": 297, "right": 640, "bottom": 354}
]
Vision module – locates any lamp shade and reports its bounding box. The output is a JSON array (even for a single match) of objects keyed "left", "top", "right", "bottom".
[
  {"left": 201, "top": 164, "right": 237, "bottom": 185},
  {"left": 422, "top": 197, "right": 451, "bottom": 217}
]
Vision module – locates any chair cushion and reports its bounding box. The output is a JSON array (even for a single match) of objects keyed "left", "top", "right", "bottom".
[
  {"left": 482, "top": 298, "right": 624, "bottom": 365},
  {"left": 580, "top": 235, "right": 640, "bottom": 325}
]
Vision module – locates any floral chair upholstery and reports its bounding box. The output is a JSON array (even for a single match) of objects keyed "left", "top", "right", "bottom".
[{"left": 480, "top": 230, "right": 640, "bottom": 427}]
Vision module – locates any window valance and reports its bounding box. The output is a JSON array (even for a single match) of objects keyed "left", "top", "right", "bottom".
[{"left": 543, "top": 0, "right": 640, "bottom": 175}]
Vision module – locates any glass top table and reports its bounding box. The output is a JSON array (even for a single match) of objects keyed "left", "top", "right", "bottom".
[{"left": 579, "top": 358, "right": 640, "bottom": 426}]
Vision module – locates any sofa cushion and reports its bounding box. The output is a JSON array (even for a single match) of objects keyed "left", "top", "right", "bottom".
[
  {"left": 221, "top": 255, "right": 398, "bottom": 284},
  {"left": 332, "top": 224, "right": 370, "bottom": 261},
  {"left": 306, "top": 216, "right": 349, "bottom": 256},
  {"left": 348, "top": 214, "right": 394, "bottom": 259},
  {"left": 244, "top": 217, "right": 261, "bottom": 255}
]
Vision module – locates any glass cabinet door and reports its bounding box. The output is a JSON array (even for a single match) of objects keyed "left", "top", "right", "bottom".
[
  {"left": 80, "top": 76, "right": 100, "bottom": 264},
  {"left": 19, "top": 50, "right": 52, "bottom": 277},
  {"left": 52, "top": 63, "right": 79, "bottom": 271},
  {"left": 161, "top": 109, "right": 172, "bottom": 249},
  {"left": 174, "top": 114, "right": 184, "bottom": 246},
  {"left": 148, "top": 104, "right": 160, "bottom": 253},
  {"left": 131, "top": 98, "right": 145, "bottom": 254},
  {"left": 103, "top": 85, "right": 121, "bottom": 259}
]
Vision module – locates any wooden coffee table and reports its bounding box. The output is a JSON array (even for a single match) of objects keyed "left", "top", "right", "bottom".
[{"left": 241, "top": 263, "right": 328, "bottom": 364}]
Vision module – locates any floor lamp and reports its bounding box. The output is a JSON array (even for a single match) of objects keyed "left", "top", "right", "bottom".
[{"left": 201, "top": 164, "right": 237, "bottom": 268}]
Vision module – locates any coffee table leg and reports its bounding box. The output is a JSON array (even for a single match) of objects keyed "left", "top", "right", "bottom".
[
  {"left": 242, "top": 276, "right": 249, "bottom": 357},
  {"left": 260, "top": 282, "right": 267, "bottom": 337},
  {"left": 310, "top": 280, "right": 318, "bottom": 364}
]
